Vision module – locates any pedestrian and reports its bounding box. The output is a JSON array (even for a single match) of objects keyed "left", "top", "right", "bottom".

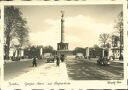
[
  {"left": 60, "top": 55, "right": 65, "bottom": 62},
  {"left": 32, "top": 56, "right": 37, "bottom": 67},
  {"left": 56, "top": 55, "right": 60, "bottom": 66}
]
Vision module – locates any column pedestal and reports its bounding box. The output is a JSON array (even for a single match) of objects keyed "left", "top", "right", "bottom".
[
  {"left": 57, "top": 42, "right": 68, "bottom": 50},
  {"left": 57, "top": 42, "right": 68, "bottom": 56}
]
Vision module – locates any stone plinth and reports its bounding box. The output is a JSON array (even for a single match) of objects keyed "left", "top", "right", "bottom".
[{"left": 57, "top": 42, "right": 68, "bottom": 50}]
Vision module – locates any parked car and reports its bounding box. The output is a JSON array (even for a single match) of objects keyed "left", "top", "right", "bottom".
[
  {"left": 75, "top": 53, "right": 84, "bottom": 59},
  {"left": 44, "top": 53, "right": 54, "bottom": 63},
  {"left": 97, "top": 57, "right": 110, "bottom": 66}
]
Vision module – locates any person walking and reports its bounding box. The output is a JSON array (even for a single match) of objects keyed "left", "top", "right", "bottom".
[
  {"left": 60, "top": 55, "right": 65, "bottom": 62},
  {"left": 56, "top": 55, "right": 60, "bottom": 66},
  {"left": 32, "top": 56, "right": 37, "bottom": 67}
]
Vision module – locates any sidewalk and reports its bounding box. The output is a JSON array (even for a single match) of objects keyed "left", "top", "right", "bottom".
[
  {"left": 6, "top": 62, "right": 69, "bottom": 82},
  {"left": 4, "top": 59, "right": 32, "bottom": 64},
  {"left": 88, "top": 58, "right": 123, "bottom": 64},
  {"left": 110, "top": 60, "right": 123, "bottom": 64}
]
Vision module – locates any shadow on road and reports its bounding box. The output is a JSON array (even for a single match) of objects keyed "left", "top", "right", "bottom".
[{"left": 4, "top": 59, "right": 45, "bottom": 81}]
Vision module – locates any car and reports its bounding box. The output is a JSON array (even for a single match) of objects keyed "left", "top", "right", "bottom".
[
  {"left": 47, "top": 56, "right": 55, "bottom": 63},
  {"left": 75, "top": 53, "right": 84, "bottom": 59},
  {"left": 97, "top": 57, "right": 110, "bottom": 66},
  {"left": 44, "top": 53, "right": 54, "bottom": 63}
]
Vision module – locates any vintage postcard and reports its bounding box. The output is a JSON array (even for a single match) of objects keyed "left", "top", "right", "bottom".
[{"left": 0, "top": 0, "right": 127, "bottom": 90}]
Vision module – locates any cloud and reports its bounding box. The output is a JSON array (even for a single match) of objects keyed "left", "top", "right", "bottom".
[
  {"left": 29, "top": 14, "right": 114, "bottom": 50},
  {"left": 29, "top": 30, "right": 59, "bottom": 49},
  {"left": 65, "top": 15, "right": 113, "bottom": 35}
]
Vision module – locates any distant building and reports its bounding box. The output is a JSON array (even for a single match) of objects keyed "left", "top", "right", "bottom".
[
  {"left": 109, "top": 35, "right": 123, "bottom": 60},
  {"left": 8, "top": 46, "right": 24, "bottom": 60}
]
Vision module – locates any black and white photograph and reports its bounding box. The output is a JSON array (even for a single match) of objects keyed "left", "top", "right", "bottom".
[
  {"left": 0, "top": 0, "right": 127, "bottom": 89},
  {"left": 4, "top": 4, "right": 124, "bottom": 81}
]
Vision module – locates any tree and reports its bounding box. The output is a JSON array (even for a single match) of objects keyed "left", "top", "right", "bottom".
[
  {"left": 73, "top": 47, "right": 86, "bottom": 58},
  {"left": 114, "top": 11, "right": 123, "bottom": 60},
  {"left": 24, "top": 45, "right": 43, "bottom": 59},
  {"left": 93, "top": 44, "right": 99, "bottom": 49},
  {"left": 114, "top": 11, "right": 123, "bottom": 37},
  {"left": 43, "top": 45, "right": 54, "bottom": 53},
  {"left": 99, "top": 33, "right": 110, "bottom": 48},
  {"left": 4, "top": 6, "right": 29, "bottom": 59},
  {"left": 93, "top": 44, "right": 107, "bottom": 57}
]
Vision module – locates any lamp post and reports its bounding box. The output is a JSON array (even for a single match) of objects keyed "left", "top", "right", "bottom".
[
  {"left": 102, "top": 48, "right": 105, "bottom": 58},
  {"left": 86, "top": 47, "right": 89, "bottom": 59},
  {"left": 40, "top": 47, "right": 43, "bottom": 59}
]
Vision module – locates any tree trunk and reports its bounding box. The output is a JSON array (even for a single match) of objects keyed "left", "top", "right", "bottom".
[
  {"left": 5, "top": 35, "right": 10, "bottom": 60},
  {"left": 119, "top": 30, "right": 123, "bottom": 60}
]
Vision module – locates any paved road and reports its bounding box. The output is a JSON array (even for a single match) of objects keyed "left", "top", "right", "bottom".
[
  {"left": 4, "top": 59, "right": 46, "bottom": 81},
  {"left": 4, "top": 57, "right": 124, "bottom": 81},
  {"left": 66, "top": 57, "right": 123, "bottom": 80}
]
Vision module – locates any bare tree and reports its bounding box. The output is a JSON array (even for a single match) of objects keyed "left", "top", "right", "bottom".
[
  {"left": 99, "top": 33, "right": 110, "bottom": 48},
  {"left": 114, "top": 11, "right": 123, "bottom": 60}
]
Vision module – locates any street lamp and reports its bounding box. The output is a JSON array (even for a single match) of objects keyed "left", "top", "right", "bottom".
[{"left": 102, "top": 48, "right": 105, "bottom": 58}]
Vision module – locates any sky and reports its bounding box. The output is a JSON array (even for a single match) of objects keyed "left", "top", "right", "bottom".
[{"left": 16, "top": 5, "right": 122, "bottom": 50}]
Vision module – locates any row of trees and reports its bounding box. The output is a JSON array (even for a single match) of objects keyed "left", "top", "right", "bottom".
[
  {"left": 73, "top": 45, "right": 107, "bottom": 58},
  {"left": 24, "top": 45, "right": 56, "bottom": 59},
  {"left": 4, "top": 6, "right": 29, "bottom": 59}
]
